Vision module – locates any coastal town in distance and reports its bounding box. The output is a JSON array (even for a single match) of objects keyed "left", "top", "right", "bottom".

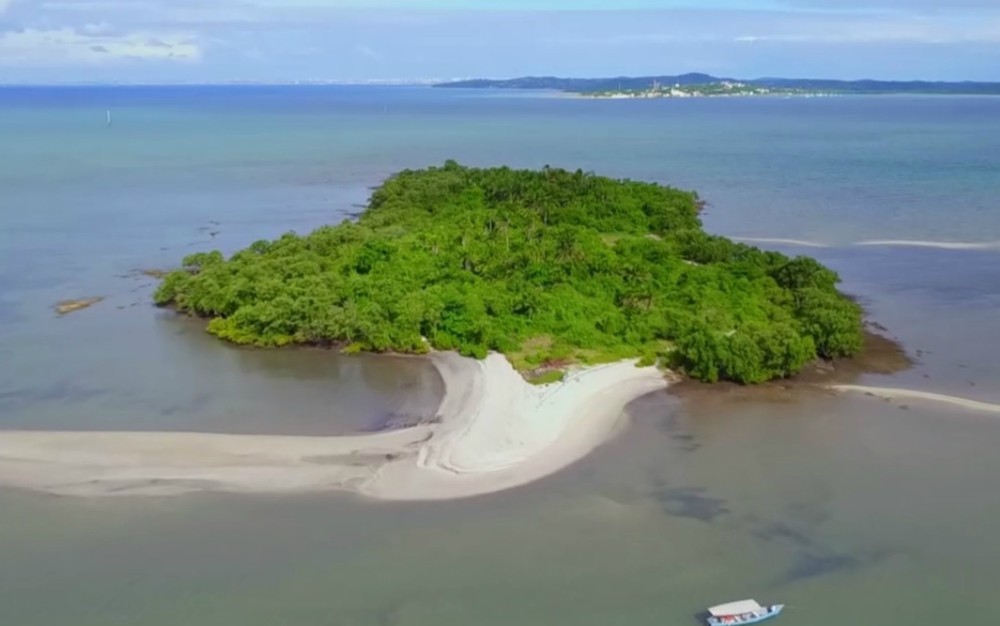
[{"left": 582, "top": 79, "right": 829, "bottom": 98}]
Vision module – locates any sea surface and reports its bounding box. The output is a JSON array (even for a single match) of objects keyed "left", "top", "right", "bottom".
[{"left": 1, "top": 86, "right": 998, "bottom": 625}]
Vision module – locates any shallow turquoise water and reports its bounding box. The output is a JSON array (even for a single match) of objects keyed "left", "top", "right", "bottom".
[
  {"left": 0, "top": 86, "right": 998, "bottom": 625},
  {"left": 3, "top": 394, "right": 999, "bottom": 626}
]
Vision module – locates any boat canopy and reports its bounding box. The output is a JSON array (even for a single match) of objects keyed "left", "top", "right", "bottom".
[{"left": 708, "top": 600, "right": 764, "bottom": 617}]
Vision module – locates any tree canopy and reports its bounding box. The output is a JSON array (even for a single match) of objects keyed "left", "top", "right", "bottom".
[{"left": 154, "top": 161, "right": 863, "bottom": 384}]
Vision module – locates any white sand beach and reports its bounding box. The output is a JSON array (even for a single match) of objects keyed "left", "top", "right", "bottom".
[
  {"left": 831, "top": 385, "right": 1000, "bottom": 414},
  {"left": 0, "top": 353, "right": 668, "bottom": 499}
]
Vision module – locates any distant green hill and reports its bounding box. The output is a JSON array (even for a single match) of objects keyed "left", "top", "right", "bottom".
[
  {"left": 436, "top": 74, "right": 1000, "bottom": 95},
  {"left": 439, "top": 73, "right": 721, "bottom": 92}
]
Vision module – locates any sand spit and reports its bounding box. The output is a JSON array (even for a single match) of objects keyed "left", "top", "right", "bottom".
[
  {"left": 733, "top": 238, "right": 1000, "bottom": 251},
  {"left": 730, "top": 237, "right": 830, "bottom": 248},
  {"left": 854, "top": 240, "right": 1000, "bottom": 251},
  {"left": 55, "top": 297, "right": 104, "bottom": 315},
  {"left": 0, "top": 353, "right": 667, "bottom": 499},
  {"left": 831, "top": 385, "right": 1000, "bottom": 414}
]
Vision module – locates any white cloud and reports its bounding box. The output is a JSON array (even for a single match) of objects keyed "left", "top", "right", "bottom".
[
  {"left": 731, "top": 16, "right": 1000, "bottom": 44},
  {"left": 0, "top": 27, "right": 201, "bottom": 64},
  {"left": 779, "top": 0, "right": 1000, "bottom": 11},
  {"left": 79, "top": 21, "right": 116, "bottom": 36},
  {"left": 355, "top": 44, "right": 381, "bottom": 60},
  {"left": 1, "top": 2, "right": 999, "bottom": 81}
]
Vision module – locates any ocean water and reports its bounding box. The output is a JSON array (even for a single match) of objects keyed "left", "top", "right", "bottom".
[{"left": 1, "top": 86, "right": 998, "bottom": 625}]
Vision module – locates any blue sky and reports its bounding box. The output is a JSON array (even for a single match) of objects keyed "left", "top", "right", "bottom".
[{"left": 0, "top": 0, "right": 998, "bottom": 83}]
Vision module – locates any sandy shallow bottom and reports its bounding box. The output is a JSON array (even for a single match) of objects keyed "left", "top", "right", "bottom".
[{"left": 0, "top": 353, "right": 668, "bottom": 500}]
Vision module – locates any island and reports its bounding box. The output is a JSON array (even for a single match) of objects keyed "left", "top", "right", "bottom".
[
  {"left": 0, "top": 163, "right": 873, "bottom": 501},
  {"left": 154, "top": 162, "right": 862, "bottom": 385}
]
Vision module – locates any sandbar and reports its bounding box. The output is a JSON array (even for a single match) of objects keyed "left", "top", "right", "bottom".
[
  {"left": 853, "top": 240, "right": 1000, "bottom": 251},
  {"left": 0, "top": 353, "right": 668, "bottom": 499},
  {"left": 730, "top": 237, "right": 830, "bottom": 248},
  {"left": 55, "top": 297, "right": 104, "bottom": 316},
  {"left": 830, "top": 384, "right": 1000, "bottom": 414}
]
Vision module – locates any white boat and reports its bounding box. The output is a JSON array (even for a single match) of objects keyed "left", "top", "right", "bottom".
[{"left": 705, "top": 599, "right": 784, "bottom": 625}]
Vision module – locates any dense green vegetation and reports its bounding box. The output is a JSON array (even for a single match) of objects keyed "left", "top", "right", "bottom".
[{"left": 154, "top": 162, "right": 863, "bottom": 383}]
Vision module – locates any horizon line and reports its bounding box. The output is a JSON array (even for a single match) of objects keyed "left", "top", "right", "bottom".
[{"left": 2, "top": 73, "right": 1000, "bottom": 88}]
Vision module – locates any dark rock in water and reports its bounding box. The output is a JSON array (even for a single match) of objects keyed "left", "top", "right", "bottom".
[
  {"left": 780, "top": 547, "right": 894, "bottom": 585},
  {"left": 365, "top": 412, "right": 438, "bottom": 432},
  {"left": 785, "top": 553, "right": 862, "bottom": 582},
  {"left": 654, "top": 484, "right": 729, "bottom": 522},
  {"left": 382, "top": 414, "right": 422, "bottom": 430},
  {"left": 135, "top": 268, "right": 170, "bottom": 278}
]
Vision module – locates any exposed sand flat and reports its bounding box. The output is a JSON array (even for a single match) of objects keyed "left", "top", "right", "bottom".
[
  {"left": 831, "top": 385, "right": 1000, "bottom": 414},
  {"left": 730, "top": 237, "right": 830, "bottom": 248},
  {"left": 733, "top": 238, "right": 1000, "bottom": 251},
  {"left": 854, "top": 240, "right": 1000, "bottom": 250},
  {"left": 54, "top": 297, "right": 104, "bottom": 315},
  {"left": 0, "top": 353, "right": 667, "bottom": 499}
]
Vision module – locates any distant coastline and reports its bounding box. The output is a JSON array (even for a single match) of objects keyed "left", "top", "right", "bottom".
[
  {"left": 435, "top": 73, "right": 1000, "bottom": 97},
  {"left": 577, "top": 81, "right": 836, "bottom": 100}
]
